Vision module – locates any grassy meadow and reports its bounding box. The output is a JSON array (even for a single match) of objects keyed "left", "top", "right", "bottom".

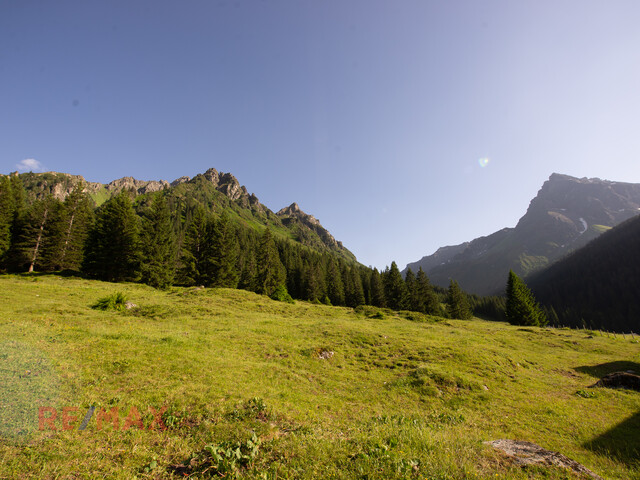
[{"left": 0, "top": 274, "right": 638, "bottom": 479}]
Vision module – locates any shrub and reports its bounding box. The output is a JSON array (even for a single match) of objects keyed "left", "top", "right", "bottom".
[
  {"left": 270, "top": 285, "right": 294, "bottom": 304},
  {"left": 92, "top": 292, "right": 128, "bottom": 311}
]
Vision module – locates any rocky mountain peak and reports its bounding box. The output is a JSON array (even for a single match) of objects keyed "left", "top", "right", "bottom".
[{"left": 405, "top": 172, "right": 640, "bottom": 295}]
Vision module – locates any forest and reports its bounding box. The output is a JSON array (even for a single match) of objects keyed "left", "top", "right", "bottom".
[{"left": 0, "top": 173, "right": 475, "bottom": 320}]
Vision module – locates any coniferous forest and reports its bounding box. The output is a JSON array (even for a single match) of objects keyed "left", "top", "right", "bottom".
[{"left": 0, "top": 173, "right": 459, "bottom": 317}]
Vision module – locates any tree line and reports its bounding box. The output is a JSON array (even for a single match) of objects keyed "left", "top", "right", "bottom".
[{"left": 0, "top": 175, "right": 475, "bottom": 319}]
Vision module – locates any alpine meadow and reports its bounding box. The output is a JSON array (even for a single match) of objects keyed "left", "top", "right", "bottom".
[
  {"left": 0, "top": 169, "right": 639, "bottom": 479},
  {"left": 3, "top": 2, "right": 640, "bottom": 479}
]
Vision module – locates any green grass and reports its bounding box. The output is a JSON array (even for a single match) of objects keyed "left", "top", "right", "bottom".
[{"left": 0, "top": 274, "right": 638, "bottom": 479}]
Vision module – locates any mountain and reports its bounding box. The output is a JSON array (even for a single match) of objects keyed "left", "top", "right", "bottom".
[
  {"left": 405, "top": 173, "right": 640, "bottom": 295},
  {"left": 9, "top": 168, "right": 356, "bottom": 262},
  {"left": 528, "top": 214, "right": 640, "bottom": 332}
]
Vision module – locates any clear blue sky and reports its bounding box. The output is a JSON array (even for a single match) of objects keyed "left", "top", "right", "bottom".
[{"left": 2, "top": 1, "right": 640, "bottom": 269}]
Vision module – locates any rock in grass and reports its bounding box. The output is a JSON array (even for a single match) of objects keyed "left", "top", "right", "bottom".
[
  {"left": 485, "top": 439, "right": 603, "bottom": 480},
  {"left": 591, "top": 371, "right": 640, "bottom": 391}
]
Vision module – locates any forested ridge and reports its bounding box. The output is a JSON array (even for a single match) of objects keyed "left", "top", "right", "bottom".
[
  {"left": 528, "top": 214, "right": 640, "bottom": 333},
  {"left": 0, "top": 172, "right": 473, "bottom": 317}
]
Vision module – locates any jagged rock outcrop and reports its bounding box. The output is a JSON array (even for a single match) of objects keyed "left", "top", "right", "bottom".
[
  {"left": 105, "top": 176, "right": 169, "bottom": 195},
  {"left": 405, "top": 173, "right": 640, "bottom": 295},
  {"left": 276, "top": 202, "right": 343, "bottom": 250}
]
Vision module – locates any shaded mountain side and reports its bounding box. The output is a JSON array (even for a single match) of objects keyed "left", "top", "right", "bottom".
[
  {"left": 405, "top": 173, "right": 640, "bottom": 295},
  {"left": 6, "top": 168, "right": 356, "bottom": 263},
  {"left": 528, "top": 215, "right": 640, "bottom": 333}
]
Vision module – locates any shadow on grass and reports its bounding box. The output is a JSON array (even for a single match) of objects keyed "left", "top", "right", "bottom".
[
  {"left": 583, "top": 411, "right": 640, "bottom": 467},
  {"left": 574, "top": 361, "right": 640, "bottom": 378}
]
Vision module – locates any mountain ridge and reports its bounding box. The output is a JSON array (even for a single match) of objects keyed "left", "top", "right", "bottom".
[
  {"left": 5, "top": 168, "right": 356, "bottom": 262},
  {"left": 405, "top": 173, "right": 640, "bottom": 295}
]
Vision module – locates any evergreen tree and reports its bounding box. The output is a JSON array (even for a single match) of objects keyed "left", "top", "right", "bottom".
[
  {"left": 404, "top": 268, "right": 418, "bottom": 311},
  {"left": 207, "top": 212, "right": 239, "bottom": 288},
  {"left": 39, "top": 184, "right": 94, "bottom": 271},
  {"left": 140, "top": 194, "right": 177, "bottom": 289},
  {"left": 0, "top": 176, "right": 15, "bottom": 260},
  {"left": 505, "top": 270, "right": 547, "bottom": 326},
  {"left": 255, "top": 228, "right": 285, "bottom": 296},
  {"left": 369, "top": 268, "right": 386, "bottom": 307},
  {"left": 10, "top": 196, "right": 61, "bottom": 272},
  {"left": 384, "top": 261, "right": 407, "bottom": 310},
  {"left": 83, "top": 191, "right": 140, "bottom": 282},
  {"left": 416, "top": 267, "right": 440, "bottom": 315},
  {"left": 326, "top": 260, "right": 345, "bottom": 306},
  {"left": 446, "top": 280, "right": 473, "bottom": 319},
  {"left": 345, "top": 267, "right": 365, "bottom": 308},
  {"left": 179, "top": 205, "right": 209, "bottom": 285}
]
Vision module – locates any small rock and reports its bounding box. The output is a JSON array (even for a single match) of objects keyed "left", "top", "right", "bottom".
[
  {"left": 592, "top": 371, "right": 640, "bottom": 391},
  {"left": 485, "top": 439, "right": 603, "bottom": 480},
  {"left": 125, "top": 302, "right": 137, "bottom": 310},
  {"left": 317, "top": 350, "right": 334, "bottom": 360}
]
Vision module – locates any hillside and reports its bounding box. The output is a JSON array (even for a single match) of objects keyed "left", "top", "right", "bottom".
[
  {"left": 1, "top": 274, "right": 638, "bottom": 479},
  {"left": 405, "top": 173, "right": 640, "bottom": 295},
  {"left": 529, "top": 214, "right": 640, "bottom": 333},
  {"left": 7, "top": 169, "right": 355, "bottom": 262}
]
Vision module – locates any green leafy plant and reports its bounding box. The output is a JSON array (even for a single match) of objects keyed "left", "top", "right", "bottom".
[
  {"left": 177, "top": 433, "right": 261, "bottom": 478},
  {"left": 91, "top": 292, "right": 128, "bottom": 311}
]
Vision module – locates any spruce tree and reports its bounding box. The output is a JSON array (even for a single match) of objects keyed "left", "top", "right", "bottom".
[
  {"left": 83, "top": 191, "right": 140, "bottom": 282},
  {"left": 326, "top": 260, "right": 345, "bottom": 306},
  {"left": 505, "top": 270, "right": 547, "bottom": 326},
  {"left": 416, "top": 267, "right": 440, "bottom": 315},
  {"left": 207, "top": 212, "right": 239, "bottom": 288},
  {"left": 369, "top": 268, "right": 386, "bottom": 308},
  {"left": 255, "top": 228, "right": 285, "bottom": 296},
  {"left": 0, "top": 176, "right": 15, "bottom": 260},
  {"left": 57, "top": 184, "right": 94, "bottom": 270},
  {"left": 345, "top": 267, "right": 365, "bottom": 308},
  {"left": 446, "top": 280, "right": 473, "bottom": 319},
  {"left": 404, "top": 268, "right": 418, "bottom": 311},
  {"left": 10, "top": 196, "right": 61, "bottom": 272},
  {"left": 384, "top": 261, "right": 407, "bottom": 310},
  {"left": 140, "top": 194, "right": 177, "bottom": 289},
  {"left": 179, "top": 205, "right": 209, "bottom": 285}
]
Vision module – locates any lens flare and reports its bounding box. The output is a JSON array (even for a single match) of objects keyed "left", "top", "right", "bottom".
[{"left": 478, "top": 157, "right": 490, "bottom": 168}]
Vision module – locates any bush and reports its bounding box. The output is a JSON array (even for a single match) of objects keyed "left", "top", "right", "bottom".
[
  {"left": 92, "top": 292, "right": 128, "bottom": 311},
  {"left": 270, "top": 285, "right": 294, "bottom": 304}
]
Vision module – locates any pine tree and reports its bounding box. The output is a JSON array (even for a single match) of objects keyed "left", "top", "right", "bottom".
[
  {"left": 345, "top": 267, "right": 365, "bottom": 308},
  {"left": 369, "top": 268, "right": 386, "bottom": 307},
  {"left": 57, "top": 184, "right": 94, "bottom": 270},
  {"left": 255, "top": 228, "right": 285, "bottom": 296},
  {"left": 83, "top": 191, "right": 140, "bottom": 282},
  {"left": 404, "top": 268, "right": 418, "bottom": 311},
  {"left": 416, "top": 267, "right": 440, "bottom": 315},
  {"left": 179, "top": 205, "right": 209, "bottom": 285},
  {"left": 326, "top": 260, "right": 345, "bottom": 306},
  {"left": 0, "top": 176, "right": 15, "bottom": 260},
  {"left": 384, "top": 261, "right": 407, "bottom": 310},
  {"left": 446, "top": 280, "right": 473, "bottom": 319},
  {"left": 39, "top": 184, "right": 94, "bottom": 271},
  {"left": 207, "top": 212, "right": 239, "bottom": 288},
  {"left": 140, "top": 194, "right": 177, "bottom": 289},
  {"left": 505, "top": 270, "right": 547, "bottom": 326},
  {"left": 10, "top": 196, "right": 61, "bottom": 272}
]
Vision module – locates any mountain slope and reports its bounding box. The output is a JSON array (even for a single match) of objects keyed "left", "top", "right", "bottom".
[
  {"left": 9, "top": 168, "right": 357, "bottom": 262},
  {"left": 528, "top": 214, "right": 640, "bottom": 332},
  {"left": 405, "top": 173, "right": 640, "bottom": 295}
]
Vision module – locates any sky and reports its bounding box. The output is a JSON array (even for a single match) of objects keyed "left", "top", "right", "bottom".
[{"left": 2, "top": 1, "right": 640, "bottom": 270}]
